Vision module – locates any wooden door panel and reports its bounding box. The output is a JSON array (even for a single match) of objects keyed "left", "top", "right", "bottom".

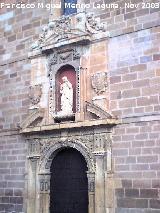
[{"left": 50, "top": 148, "right": 88, "bottom": 213}]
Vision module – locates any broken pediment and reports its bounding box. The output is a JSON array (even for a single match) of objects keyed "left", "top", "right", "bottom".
[
  {"left": 30, "top": 12, "right": 109, "bottom": 52},
  {"left": 20, "top": 108, "right": 45, "bottom": 129},
  {"left": 86, "top": 101, "right": 114, "bottom": 119}
]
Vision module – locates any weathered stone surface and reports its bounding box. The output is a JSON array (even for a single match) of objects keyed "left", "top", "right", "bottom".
[{"left": 0, "top": 0, "right": 160, "bottom": 212}]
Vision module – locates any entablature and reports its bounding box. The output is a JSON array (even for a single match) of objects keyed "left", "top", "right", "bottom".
[{"left": 20, "top": 118, "right": 119, "bottom": 134}]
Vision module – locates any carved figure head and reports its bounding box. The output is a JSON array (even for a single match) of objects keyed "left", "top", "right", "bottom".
[{"left": 62, "top": 76, "right": 68, "bottom": 82}]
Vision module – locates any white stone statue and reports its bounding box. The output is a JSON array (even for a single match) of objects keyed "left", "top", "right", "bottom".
[{"left": 60, "top": 76, "right": 73, "bottom": 114}]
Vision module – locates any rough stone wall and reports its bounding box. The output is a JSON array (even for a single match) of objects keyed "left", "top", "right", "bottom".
[
  {"left": 0, "top": 0, "right": 160, "bottom": 212},
  {"left": 0, "top": 132, "right": 26, "bottom": 212},
  {"left": 113, "top": 120, "right": 160, "bottom": 212}
]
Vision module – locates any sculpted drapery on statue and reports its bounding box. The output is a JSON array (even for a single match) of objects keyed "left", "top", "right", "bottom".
[
  {"left": 54, "top": 65, "right": 76, "bottom": 118},
  {"left": 60, "top": 76, "right": 73, "bottom": 114}
]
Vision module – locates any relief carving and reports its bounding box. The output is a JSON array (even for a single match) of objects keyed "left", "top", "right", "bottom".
[
  {"left": 28, "top": 139, "right": 41, "bottom": 156},
  {"left": 29, "top": 84, "right": 42, "bottom": 105},
  {"left": 94, "top": 133, "right": 112, "bottom": 150},
  {"left": 86, "top": 13, "right": 106, "bottom": 33},
  {"left": 73, "top": 48, "right": 80, "bottom": 60},
  {"left": 59, "top": 52, "right": 72, "bottom": 63},
  {"left": 40, "top": 180, "right": 50, "bottom": 192},
  {"left": 37, "top": 138, "right": 96, "bottom": 173},
  {"left": 94, "top": 134, "right": 105, "bottom": 151},
  {"left": 48, "top": 52, "right": 58, "bottom": 75},
  {"left": 49, "top": 15, "right": 71, "bottom": 40},
  {"left": 27, "top": 132, "right": 112, "bottom": 174},
  {"left": 91, "top": 72, "right": 108, "bottom": 95},
  {"left": 89, "top": 181, "right": 95, "bottom": 192},
  {"left": 31, "top": 12, "right": 108, "bottom": 50}
]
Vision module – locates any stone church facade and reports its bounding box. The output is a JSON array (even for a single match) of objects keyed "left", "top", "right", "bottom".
[{"left": 0, "top": 0, "right": 160, "bottom": 213}]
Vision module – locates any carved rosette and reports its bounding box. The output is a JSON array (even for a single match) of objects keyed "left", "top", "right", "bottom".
[{"left": 94, "top": 133, "right": 111, "bottom": 151}]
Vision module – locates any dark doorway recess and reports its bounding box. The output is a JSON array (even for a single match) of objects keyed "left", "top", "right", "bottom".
[{"left": 50, "top": 148, "right": 88, "bottom": 213}]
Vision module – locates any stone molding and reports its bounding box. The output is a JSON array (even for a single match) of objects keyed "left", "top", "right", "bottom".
[
  {"left": 47, "top": 46, "right": 81, "bottom": 118},
  {"left": 47, "top": 47, "right": 81, "bottom": 76},
  {"left": 30, "top": 12, "right": 108, "bottom": 52},
  {"left": 20, "top": 118, "right": 119, "bottom": 133},
  {"left": 20, "top": 108, "right": 45, "bottom": 129},
  {"left": 86, "top": 101, "right": 114, "bottom": 119},
  {"left": 26, "top": 129, "right": 113, "bottom": 173},
  {"left": 25, "top": 125, "right": 114, "bottom": 213}
]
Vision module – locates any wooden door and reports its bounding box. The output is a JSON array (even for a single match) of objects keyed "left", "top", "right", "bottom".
[{"left": 50, "top": 148, "right": 88, "bottom": 213}]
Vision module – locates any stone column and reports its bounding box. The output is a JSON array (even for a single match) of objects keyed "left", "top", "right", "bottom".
[
  {"left": 87, "top": 171, "right": 95, "bottom": 213},
  {"left": 38, "top": 173, "right": 51, "bottom": 213},
  {"left": 94, "top": 152, "right": 106, "bottom": 213},
  {"left": 27, "top": 157, "right": 39, "bottom": 213}
]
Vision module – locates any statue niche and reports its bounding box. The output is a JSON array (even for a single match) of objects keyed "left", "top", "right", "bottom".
[
  {"left": 60, "top": 76, "right": 73, "bottom": 114},
  {"left": 55, "top": 65, "right": 76, "bottom": 120}
]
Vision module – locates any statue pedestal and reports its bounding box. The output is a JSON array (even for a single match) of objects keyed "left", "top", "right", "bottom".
[{"left": 54, "top": 111, "right": 75, "bottom": 122}]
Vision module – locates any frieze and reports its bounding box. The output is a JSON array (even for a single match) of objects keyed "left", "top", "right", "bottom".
[
  {"left": 47, "top": 48, "right": 80, "bottom": 68},
  {"left": 27, "top": 133, "right": 112, "bottom": 157},
  {"left": 86, "top": 13, "right": 105, "bottom": 34},
  {"left": 37, "top": 138, "right": 96, "bottom": 173},
  {"left": 27, "top": 132, "right": 112, "bottom": 174}
]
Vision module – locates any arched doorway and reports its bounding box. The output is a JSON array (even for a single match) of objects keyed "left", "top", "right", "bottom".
[{"left": 50, "top": 148, "right": 88, "bottom": 213}]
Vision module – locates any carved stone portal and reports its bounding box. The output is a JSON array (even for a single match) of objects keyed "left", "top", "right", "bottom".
[{"left": 25, "top": 125, "right": 113, "bottom": 213}]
